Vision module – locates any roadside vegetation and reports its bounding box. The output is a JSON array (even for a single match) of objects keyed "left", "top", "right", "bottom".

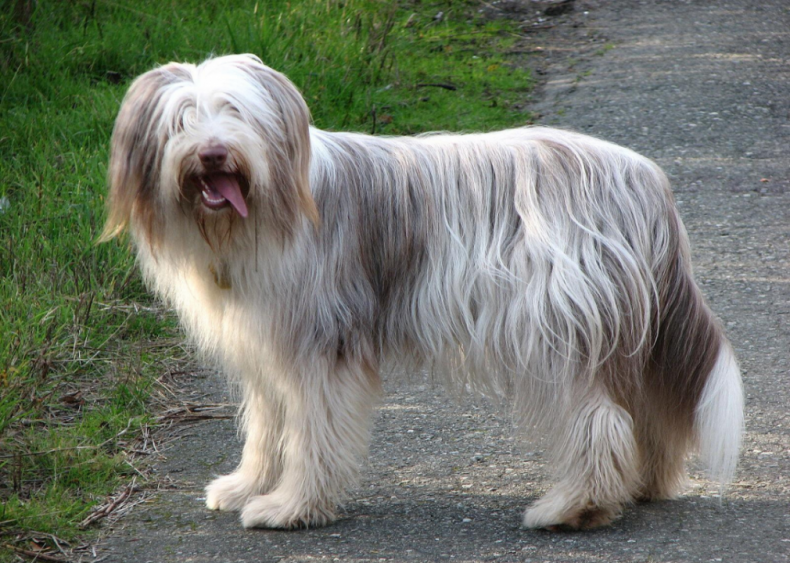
[{"left": 0, "top": 1, "right": 533, "bottom": 559}]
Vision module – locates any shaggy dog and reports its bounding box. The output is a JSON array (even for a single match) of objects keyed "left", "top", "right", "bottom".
[{"left": 101, "top": 54, "right": 743, "bottom": 530}]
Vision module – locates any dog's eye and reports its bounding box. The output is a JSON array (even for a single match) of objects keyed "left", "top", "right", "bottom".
[
  {"left": 220, "top": 100, "right": 241, "bottom": 116},
  {"left": 172, "top": 107, "right": 196, "bottom": 135},
  {"left": 170, "top": 114, "right": 189, "bottom": 136}
]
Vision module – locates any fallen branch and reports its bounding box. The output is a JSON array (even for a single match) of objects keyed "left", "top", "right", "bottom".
[
  {"left": 78, "top": 479, "right": 138, "bottom": 529},
  {"left": 156, "top": 403, "right": 235, "bottom": 422},
  {"left": 2, "top": 543, "right": 71, "bottom": 562},
  {"left": 416, "top": 82, "right": 457, "bottom": 91}
]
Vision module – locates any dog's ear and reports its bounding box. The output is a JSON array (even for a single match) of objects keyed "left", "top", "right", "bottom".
[
  {"left": 99, "top": 63, "right": 194, "bottom": 246},
  {"left": 237, "top": 56, "right": 320, "bottom": 232}
]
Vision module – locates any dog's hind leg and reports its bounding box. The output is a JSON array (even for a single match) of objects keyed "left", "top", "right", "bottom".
[
  {"left": 206, "top": 385, "right": 285, "bottom": 512},
  {"left": 633, "top": 399, "right": 692, "bottom": 502},
  {"left": 522, "top": 386, "right": 641, "bottom": 530},
  {"left": 240, "top": 357, "right": 381, "bottom": 529}
]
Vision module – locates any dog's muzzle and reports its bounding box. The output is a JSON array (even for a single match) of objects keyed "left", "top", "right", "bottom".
[{"left": 193, "top": 145, "right": 249, "bottom": 218}]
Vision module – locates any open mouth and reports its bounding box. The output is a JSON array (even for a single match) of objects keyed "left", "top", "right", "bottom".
[{"left": 195, "top": 172, "right": 249, "bottom": 218}]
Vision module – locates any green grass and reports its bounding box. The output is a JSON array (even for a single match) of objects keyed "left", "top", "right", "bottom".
[{"left": 0, "top": 0, "right": 533, "bottom": 559}]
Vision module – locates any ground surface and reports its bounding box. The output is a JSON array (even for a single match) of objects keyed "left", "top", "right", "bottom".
[{"left": 96, "top": 1, "right": 789, "bottom": 561}]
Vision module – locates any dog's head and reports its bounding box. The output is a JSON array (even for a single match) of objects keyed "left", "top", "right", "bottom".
[{"left": 100, "top": 54, "right": 318, "bottom": 248}]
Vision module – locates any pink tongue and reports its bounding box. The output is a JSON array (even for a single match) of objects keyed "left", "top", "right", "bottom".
[{"left": 206, "top": 174, "right": 248, "bottom": 218}]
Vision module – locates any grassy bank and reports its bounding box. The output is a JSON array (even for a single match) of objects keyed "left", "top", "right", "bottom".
[{"left": 0, "top": 0, "right": 533, "bottom": 559}]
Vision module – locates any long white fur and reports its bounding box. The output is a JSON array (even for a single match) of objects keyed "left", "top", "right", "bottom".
[
  {"left": 523, "top": 389, "right": 641, "bottom": 529},
  {"left": 695, "top": 343, "right": 744, "bottom": 486},
  {"left": 104, "top": 54, "right": 744, "bottom": 530}
]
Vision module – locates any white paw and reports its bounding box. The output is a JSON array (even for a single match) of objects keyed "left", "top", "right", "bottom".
[
  {"left": 523, "top": 488, "right": 619, "bottom": 531},
  {"left": 522, "top": 491, "right": 572, "bottom": 530},
  {"left": 205, "top": 473, "right": 259, "bottom": 512},
  {"left": 240, "top": 492, "right": 335, "bottom": 529}
]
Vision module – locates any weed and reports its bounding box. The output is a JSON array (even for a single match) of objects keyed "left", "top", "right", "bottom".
[{"left": 595, "top": 43, "right": 616, "bottom": 56}]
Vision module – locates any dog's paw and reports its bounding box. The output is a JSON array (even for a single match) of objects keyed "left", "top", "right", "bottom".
[
  {"left": 524, "top": 503, "right": 618, "bottom": 531},
  {"left": 240, "top": 492, "right": 336, "bottom": 529},
  {"left": 522, "top": 489, "right": 620, "bottom": 531},
  {"left": 205, "top": 473, "right": 259, "bottom": 512}
]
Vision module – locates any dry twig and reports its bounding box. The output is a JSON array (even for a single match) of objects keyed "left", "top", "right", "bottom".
[
  {"left": 156, "top": 403, "right": 234, "bottom": 422},
  {"left": 2, "top": 543, "right": 71, "bottom": 562},
  {"left": 78, "top": 479, "right": 139, "bottom": 529}
]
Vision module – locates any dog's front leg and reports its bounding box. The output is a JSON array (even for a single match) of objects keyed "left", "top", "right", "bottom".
[
  {"left": 206, "top": 384, "right": 284, "bottom": 511},
  {"left": 240, "top": 357, "right": 381, "bottom": 529}
]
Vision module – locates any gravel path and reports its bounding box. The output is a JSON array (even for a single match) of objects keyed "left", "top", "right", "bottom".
[{"left": 97, "top": 1, "right": 789, "bottom": 561}]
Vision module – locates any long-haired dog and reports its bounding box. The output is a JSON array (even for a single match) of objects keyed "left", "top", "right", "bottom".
[{"left": 101, "top": 54, "right": 743, "bottom": 530}]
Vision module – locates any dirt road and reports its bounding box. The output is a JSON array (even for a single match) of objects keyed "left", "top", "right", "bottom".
[{"left": 98, "top": 1, "right": 789, "bottom": 561}]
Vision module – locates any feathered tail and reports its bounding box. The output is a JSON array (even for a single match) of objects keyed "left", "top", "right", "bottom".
[
  {"left": 695, "top": 341, "right": 743, "bottom": 485},
  {"left": 649, "top": 235, "right": 744, "bottom": 491}
]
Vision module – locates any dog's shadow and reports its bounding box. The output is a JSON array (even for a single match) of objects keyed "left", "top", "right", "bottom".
[
  {"left": 123, "top": 398, "right": 780, "bottom": 563},
  {"left": 121, "top": 466, "right": 780, "bottom": 563},
  {"left": 246, "top": 492, "right": 780, "bottom": 563}
]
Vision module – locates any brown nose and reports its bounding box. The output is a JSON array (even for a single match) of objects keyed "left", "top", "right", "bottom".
[{"left": 198, "top": 145, "right": 228, "bottom": 169}]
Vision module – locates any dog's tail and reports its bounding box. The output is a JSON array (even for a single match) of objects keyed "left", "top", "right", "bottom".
[
  {"left": 695, "top": 340, "right": 743, "bottom": 485},
  {"left": 651, "top": 246, "right": 743, "bottom": 489}
]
